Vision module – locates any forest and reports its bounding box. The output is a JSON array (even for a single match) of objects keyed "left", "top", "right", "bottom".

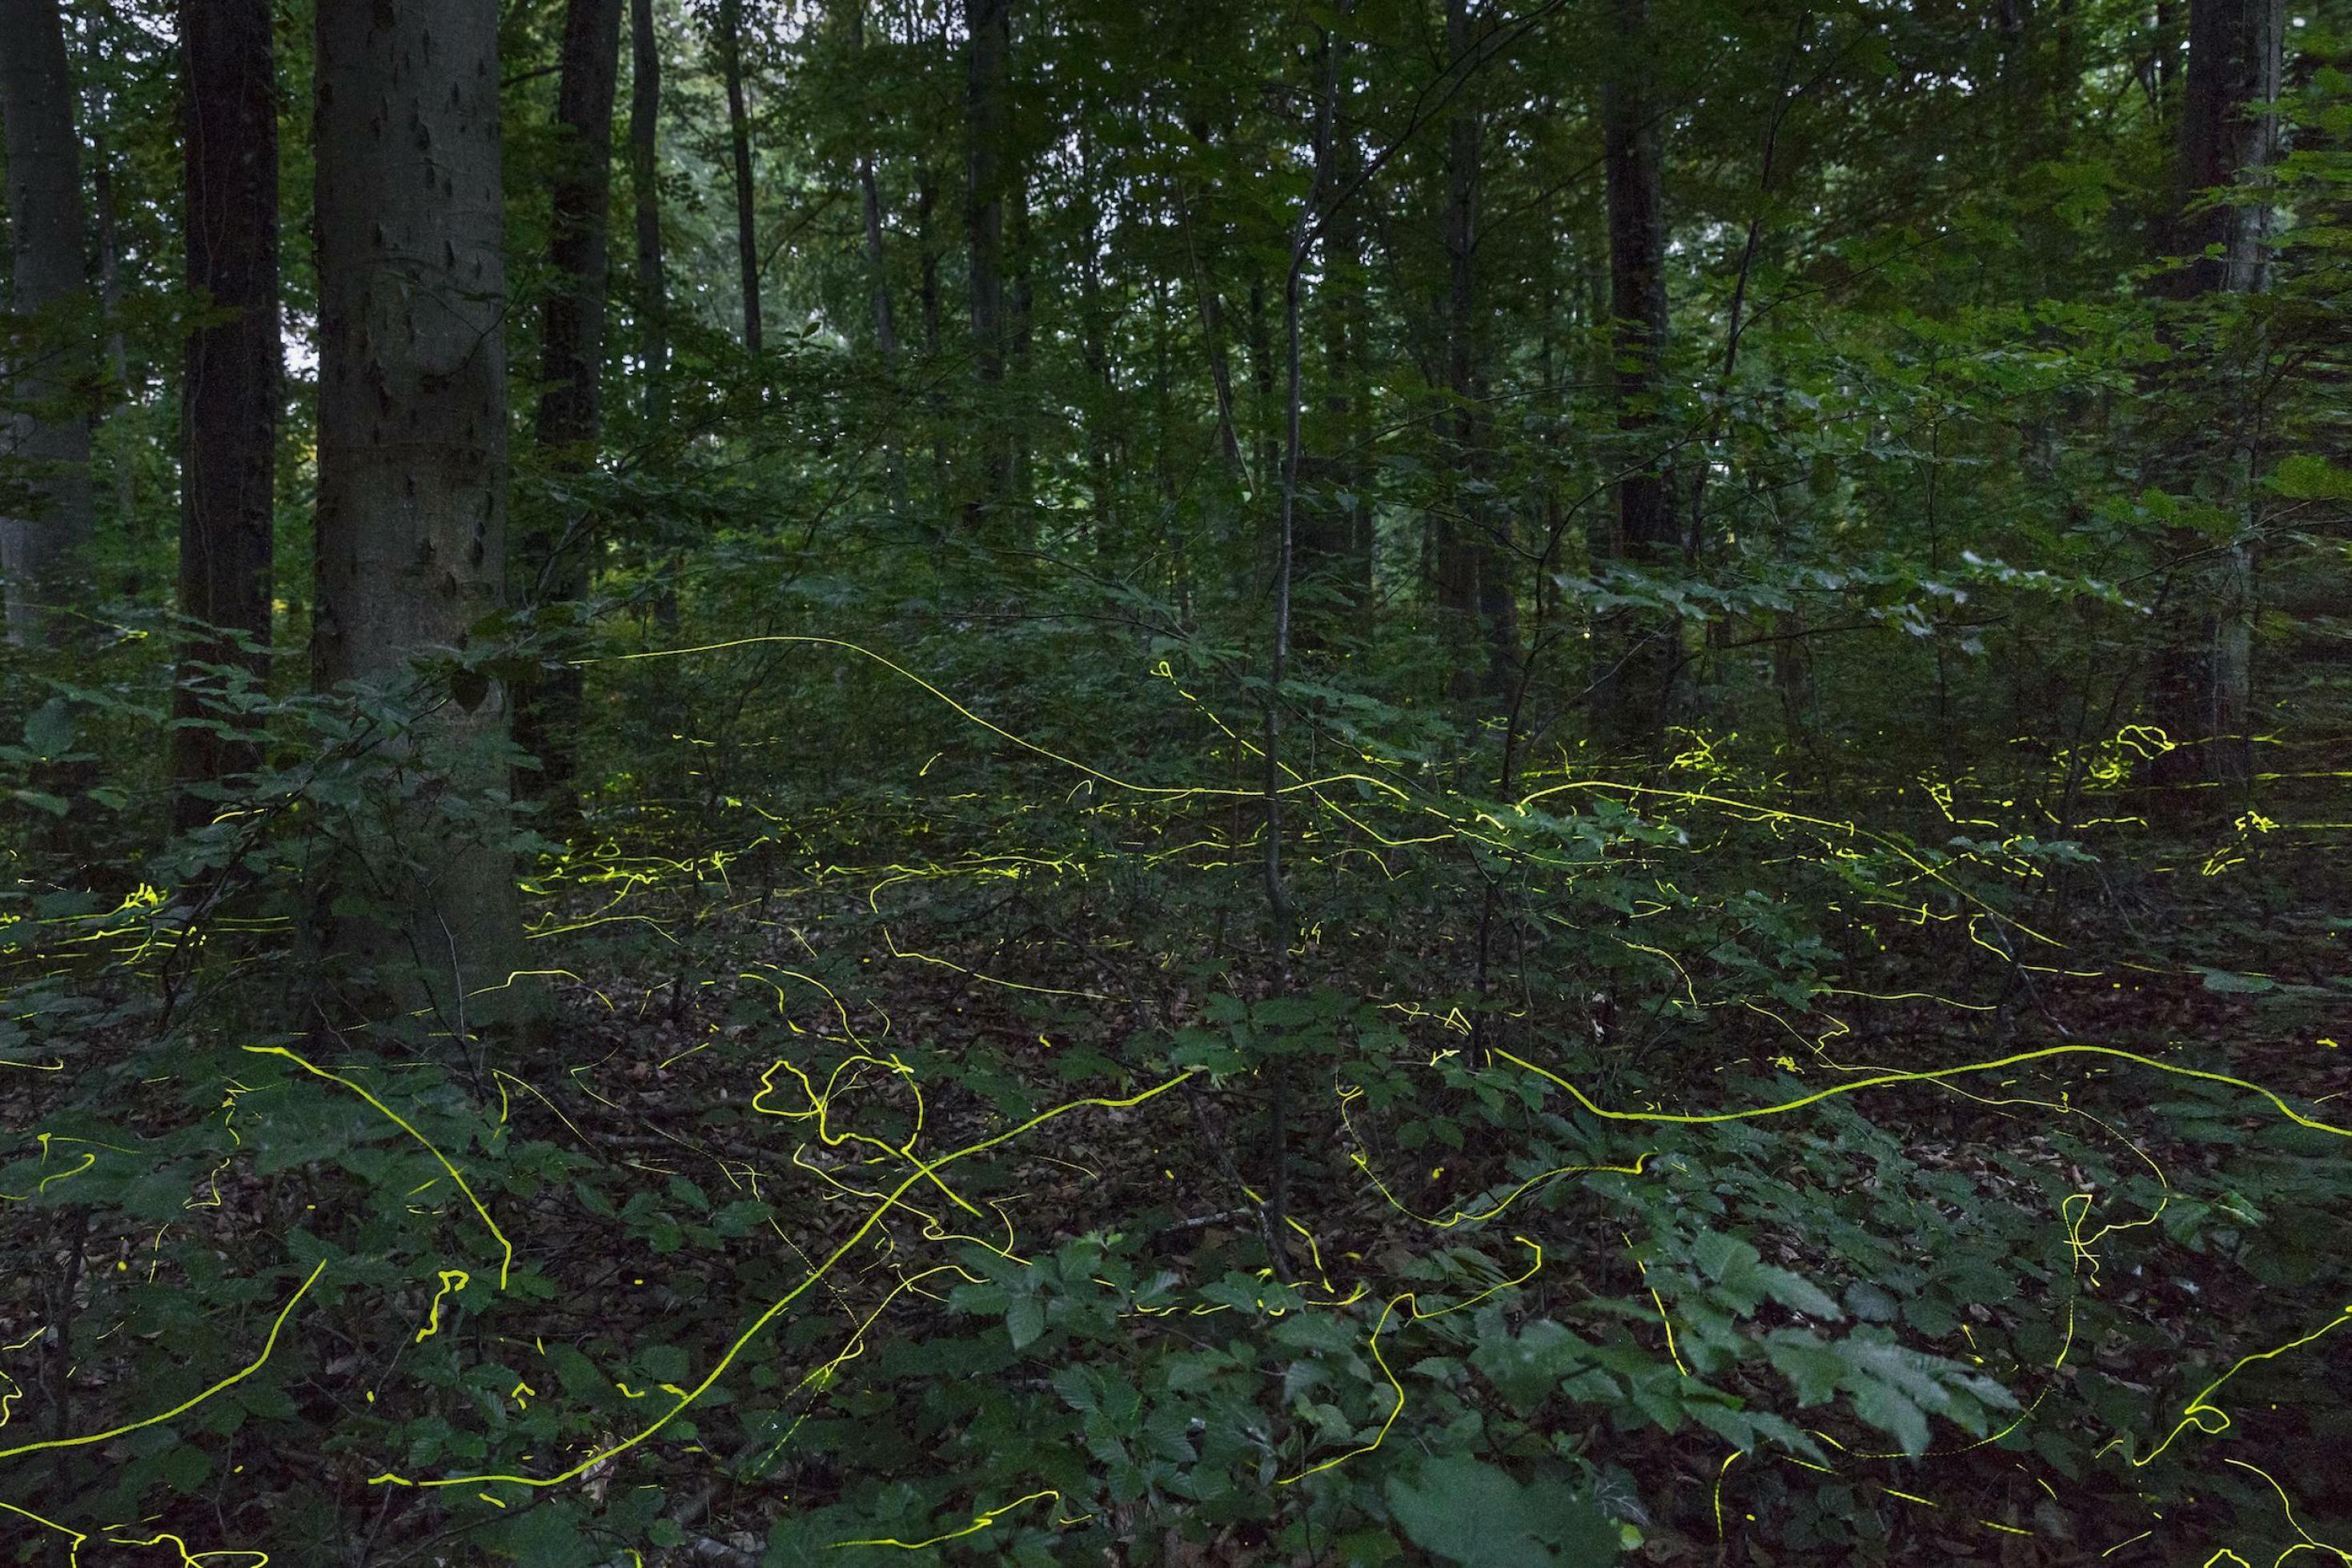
[{"left": 0, "top": 0, "right": 2347, "bottom": 1562}]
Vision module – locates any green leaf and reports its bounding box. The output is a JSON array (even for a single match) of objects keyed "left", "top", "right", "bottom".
[
  {"left": 1335, "top": 1529, "right": 1404, "bottom": 1566},
  {"left": 160, "top": 1442, "right": 214, "bottom": 1494},
  {"left": 489, "top": 1500, "right": 587, "bottom": 1567},
  {"left": 1765, "top": 1334, "right": 1844, "bottom": 1405},
  {"left": 1692, "top": 1230, "right": 1760, "bottom": 1285},
  {"left": 10, "top": 788, "right": 69, "bottom": 817},
  {"left": 2197, "top": 967, "right": 2277, "bottom": 995},
  {"left": 640, "top": 1344, "right": 692, "bottom": 1382},
  {"left": 22, "top": 698, "right": 74, "bottom": 760},
  {"left": 1384, "top": 1456, "right": 1618, "bottom": 1566},
  {"left": 1843, "top": 1281, "right": 1900, "bottom": 1322},
  {"left": 1846, "top": 1377, "right": 1930, "bottom": 1456},
  {"left": 1006, "top": 1296, "right": 1045, "bottom": 1349},
  {"left": 1470, "top": 1318, "right": 1591, "bottom": 1410},
  {"left": 2270, "top": 453, "right": 2352, "bottom": 499},
  {"left": 1757, "top": 1268, "right": 1844, "bottom": 1321}
]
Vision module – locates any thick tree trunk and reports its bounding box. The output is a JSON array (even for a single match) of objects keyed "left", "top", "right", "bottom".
[
  {"left": 1594, "top": 0, "right": 1678, "bottom": 744},
  {"left": 173, "top": 0, "right": 280, "bottom": 832},
  {"left": 2148, "top": 0, "right": 2282, "bottom": 796},
  {"left": 314, "top": 0, "right": 536, "bottom": 1030},
  {"left": 0, "top": 0, "right": 94, "bottom": 647},
  {"left": 515, "top": 0, "right": 624, "bottom": 832},
  {"left": 2171, "top": 0, "right": 2283, "bottom": 295},
  {"left": 719, "top": 0, "right": 762, "bottom": 353}
]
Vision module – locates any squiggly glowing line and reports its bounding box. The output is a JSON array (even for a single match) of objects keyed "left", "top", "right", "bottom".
[
  {"left": 242, "top": 1045, "right": 513, "bottom": 1288},
  {"left": 366, "top": 1069, "right": 1198, "bottom": 1491},
  {"left": 2105, "top": 1305, "right": 2352, "bottom": 1469},
  {"left": 1492, "top": 1045, "right": 2350, "bottom": 1140},
  {"left": 1277, "top": 1238, "right": 1544, "bottom": 1484},
  {"left": 829, "top": 1487, "right": 1064, "bottom": 1550},
  {"left": 0, "top": 1259, "right": 324, "bottom": 1463}
]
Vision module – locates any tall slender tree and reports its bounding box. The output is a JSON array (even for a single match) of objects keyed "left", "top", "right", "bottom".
[
  {"left": 1594, "top": 0, "right": 1677, "bottom": 744},
  {"left": 849, "top": 2, "right": 897, "bottom": 365},
  {"left": 631, "top": 0, "right": 667, "bottom": 413},
  {"left": 718, "top": 0, "right": 763, "bottom": 352},
  {"left": 313, "top": 0, "right": 534, "bottom": 1025},
  {"left": 0, "top": 0, "right": 93, "bottom": 647},
  {"left": 1435, "top": 0, "right": 1515, "bottom": 703},
  {"left": 963, "top": 0, "right": 1015, "bottom": 524},
  {"left": 1292, "top": 36, "right": 1371, "bottom": 653},
  {"left": 172, "top": 0, "right": 281, "bottom": 830},
  {"left": 516, "top": 0, "right": 625, "bottom": 832}
]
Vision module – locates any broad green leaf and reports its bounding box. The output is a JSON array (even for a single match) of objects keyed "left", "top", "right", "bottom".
[{"left": 1006, "top": 1295, "right": 1045, "bottom": 1349}]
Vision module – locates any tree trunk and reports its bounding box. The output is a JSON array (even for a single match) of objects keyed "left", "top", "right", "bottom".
[
  {"left": 719, "top": 0, "right": 762, "bottom": 353},
  {"left": 1075, "top": 141, "right": 1117, "bottom": 551},
  {"left": 2154, "top": 1, "right": 2182, "bottom": 130},
  {"left": 2171, "top": 0, "right": 2283, "bottom": 296},
  {"left": 92, "top": 130, "right": 134, "bottom": 534},
  {"left": 313, "top": 0, "right": 536, "bottom": 1031},
  {"left": 849, "top": 5, "right": 897, "bottom": 364},
  {"left": 1436, "top": 0, "right": 1515, "bottom": 704},
  {"left": 1292, "top": 55, "right": 1371, "bottom": 655},
  {"left": 2148, "top": 0, "right": 2282, "bottom": 796},
  {"left": 1594, "top": 0, "right": 1678, "bottom": 744},
  {"left": 632, "top": 0, "right": 667, "bottom": 412},
  {"left": 515, "top": 0, "right": 624, "bottom": 834},
  {"left": 963, "top": 0, "right": 1016, "bottom": 525},
  {"left": 965, "top": 0, "right": 1008, "bottom": 383},
  {"left": 918, "top": 170, "right": 941, "bottom": 360},
  {"left": 631, "top": 0, "right": 678, "bottom": 635},
  {"left": 173, "top": 0, "right": 280, "bottom": 832},
  {"left": 0, "top": 0, "right": 94, "bottom": 647}
]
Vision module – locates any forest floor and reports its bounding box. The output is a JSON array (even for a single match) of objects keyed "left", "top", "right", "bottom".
[{"left": 2, "top": 789, "right": 2346, "bottom": 1566}]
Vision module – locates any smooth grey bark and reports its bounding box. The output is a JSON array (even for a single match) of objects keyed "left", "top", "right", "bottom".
[
  {"left": 0, "top": 0, "right": 93, "bottom": 646},
  {"left": 718, "top": 0, "right": 762, "bottom": 352},
  {"left": 516, "top": 0, "right": 624, "bottom": 832},
  {"left": 314, "top": 0, "right": 535, "bottom": 1029},
  {"left": 173, "top": 0, "right": 280, "bottom": 832}
]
